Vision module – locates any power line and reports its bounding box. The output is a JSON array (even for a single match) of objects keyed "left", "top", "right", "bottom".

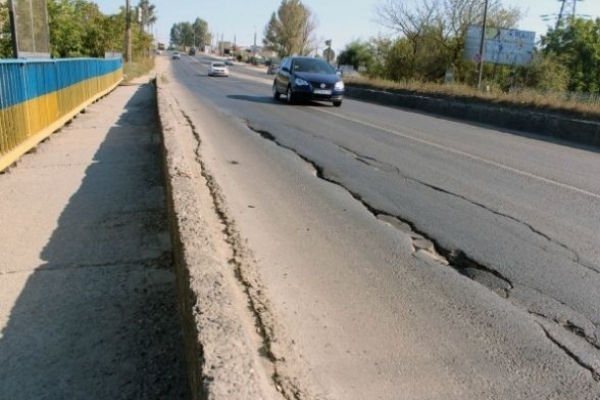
[{"left": 541, "top": 0, "right": 592, "bottom": 30}]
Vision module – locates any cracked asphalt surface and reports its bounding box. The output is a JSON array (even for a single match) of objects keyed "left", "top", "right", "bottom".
[
  {"left": 160, "top": 54, "right": 600, "bottom": 398},
  {"left": 5, "top": 55, "right": 599, "bottom": 400}
]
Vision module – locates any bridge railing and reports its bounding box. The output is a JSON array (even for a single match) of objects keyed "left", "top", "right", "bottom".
[{"left": 0, "top": 58, "right": 123, "bottom": 172}]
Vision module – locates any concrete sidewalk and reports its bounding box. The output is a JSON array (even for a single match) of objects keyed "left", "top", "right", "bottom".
[{"left": 0, "top": 78, "right": 189, "bottom": 399}]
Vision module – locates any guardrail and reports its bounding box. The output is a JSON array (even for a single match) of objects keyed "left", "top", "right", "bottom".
[{"left": 0, "top": 58, "right": 123, "bottom": 172}]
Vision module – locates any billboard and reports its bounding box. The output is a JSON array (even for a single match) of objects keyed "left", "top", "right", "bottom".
[
  {"left": 8, "top": 0, "right": 50, "bottom": 58},
  {"left": 464, "top": 25, "right": 535, "bottom": 66}
]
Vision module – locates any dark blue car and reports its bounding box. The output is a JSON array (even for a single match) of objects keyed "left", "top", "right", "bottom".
[{"left": 273, "top": 56, "right": 344, "bottom": 107}]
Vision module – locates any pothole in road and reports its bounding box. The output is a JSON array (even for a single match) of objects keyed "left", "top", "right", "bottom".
[
  {"left": 244, "top": 121, "right": 600, "bottom": 383},
  {"left": 245, "top": 121, "right": 513, "bottom": 298}
]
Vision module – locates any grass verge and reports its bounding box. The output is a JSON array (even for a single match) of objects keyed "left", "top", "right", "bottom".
[
  {"left": 123, "top": 57, "right": 156, "bottom": 82},
  {"left": 345, "top": 76, "right": 600, "bottom": 120}
]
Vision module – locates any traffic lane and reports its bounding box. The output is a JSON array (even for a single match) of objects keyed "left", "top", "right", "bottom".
[
  {"left": 165, "top": 74, "right": 600, "bottom": 399},
  {"left": 169, "top": 58, "right": 600, "bottom": 354},
  {"left": 241, "top": 106, "right": 600, "bottom": 345},
  {"left": 187, "top": 53, "right": 600, "bottom": 198},
  {"left": 184, "top": 52, "right": 272, "bottom": 80},
  {"left": 172, "top": 55, "right": 600, "bottom": 273},
  {"left": 173, "top": 60, "right": 600, "bottom": 267},
  {"left": 329, "top": 98, "right": 600, "bottom": 195}
]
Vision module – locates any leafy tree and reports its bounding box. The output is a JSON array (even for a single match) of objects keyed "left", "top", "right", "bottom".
[
  {"left": 519, "top": 52, "right": 570, "bottom": 92},
  {"left": 169, "top": 18, "right": 209, "bottom": 49},
  {"left": 192, "top": 18, "right": 210, "bottom": 48},
  {"left": 48, "top": 0, "right": 86, "bottom": 57},
  {"left": 101, "top": 14, "right": 126, "bottom": 54},
  {"left": 0, "top": 2, "right": 13, "bottom": 58},
  {"left": 170, "top": 22, "right": 194, "bottom": 47},
  {"left": 77, "top": 1, "right": 114, "bottom": 58},
  {"left": 1, "top": 0, "right": 155, "bottom": 59},
  {"left": 263, "top": 13, "right": 282, "bottom": 55},
  {"left": 138, "top": 0, "right": 156, "bottom": 34},
  {"left": 263, "top": 0, "right": 317, "bottom": 58},
  {"left": 337, "top": 41, "right": 375, "bottom": 72},
  {"left": 541, "top": 17, "right": 600, "bottom": 93}
]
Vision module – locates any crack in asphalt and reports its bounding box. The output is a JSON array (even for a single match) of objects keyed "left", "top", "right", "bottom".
[
  {"left": 529, "top": 309, "right": 600, "bottom": 351},
  {"left": 537, "top": 322, "right": 600, "bottom": 382},
  {"left": 338, "top": 145, "right": 590, "bottom": 274},
  {"left": 183, "top": 112, "right": 311, "bottom": 400},
  {"left": 246, "top": 122, "right": 600, "bottom": 371},
  {"left": 247, "top": 122, "right": 514, "bottom": 296}
]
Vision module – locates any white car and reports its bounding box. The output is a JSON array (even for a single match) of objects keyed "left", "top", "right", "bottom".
[{"left": 208, "top": 62, "right": 229, "bottom": 77}]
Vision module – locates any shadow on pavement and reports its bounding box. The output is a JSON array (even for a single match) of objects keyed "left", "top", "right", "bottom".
[{"left": 0, "top": 84, "right": 190, "bottom": 399}]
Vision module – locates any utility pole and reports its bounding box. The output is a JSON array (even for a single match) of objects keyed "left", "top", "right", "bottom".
[
  {"left": 253, "top": 27, "right": 257, "bottom": 62},
  {"left": 476, "top": 0, "right": 488, "bottom": 89},
  {"left": 125, "top": 0, "right": 132, "bottom": 62}
]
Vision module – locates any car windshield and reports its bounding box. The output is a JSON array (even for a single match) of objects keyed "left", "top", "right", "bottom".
[
  {"left": 213, "top": 63, "right": 225, "bottom": 67},
  {"left": 292, "top": 59, "right": 335, "bottom": 74}
]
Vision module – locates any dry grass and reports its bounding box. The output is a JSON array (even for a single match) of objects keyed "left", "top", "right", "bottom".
[
  {"left": 345, "top": 76, "right": 600, "bottom": 120},
  {"left": 123, "top": 57, "right": 155, "bottom": 82}
]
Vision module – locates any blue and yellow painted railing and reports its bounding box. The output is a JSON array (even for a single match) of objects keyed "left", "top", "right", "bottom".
[{"left": 0, "top": 58, "right": 123, "bottom": 172}]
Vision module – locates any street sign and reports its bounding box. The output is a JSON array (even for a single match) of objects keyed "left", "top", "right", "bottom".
[{"left": 464, "top": 25, "right": 536, "bottom": 66}]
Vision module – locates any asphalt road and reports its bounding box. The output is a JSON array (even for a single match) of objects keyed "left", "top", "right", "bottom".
[{"left": 163, "top": 53, "right": 600, "bottom": 399}]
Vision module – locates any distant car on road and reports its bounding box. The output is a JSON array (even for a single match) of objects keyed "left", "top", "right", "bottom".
[
  {"left": 224, "top": 58, "right": 234, "bottom": 66},
  {"left": 272, "top": 56, "right": 344, "bottom": 107},
  {"left": 188, "top": 47, "right": 196, "bottom": 56},
  {"left": 171, "top": 52, "right": 181, "bottom": 60},
  {"left": 208, "top": 62, "right": 229, "bottom": 77}
]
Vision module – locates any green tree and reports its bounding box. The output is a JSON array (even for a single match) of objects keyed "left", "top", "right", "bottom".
[
  {"left": 0, "top": 2, "right": 12, "bottom": 58},
  {"left": 48, "top": 0, "right": 125, "bottom": 58},
  {"left": 192, "top": 18, "right": 210, "bottom": 48},
  {"left": 1, "top": 0, "right": 153, "bottom": 59},
  {"left": 263, "top": 0, "right": 317, "bottom": 58},
  {"left": 541, "top": 17, "right": 600, "bottom": 93},
  {"left": 337, "top": 41, "right": 375, "bottom": 72},
  {"left": 48, "top": 0, "right": 86, "bottom": 57},
  {"left": 170, "top": 22, "right": 195, "bottom": 48},
  {"left": 77, "top": 1, "right": 113, "bottom": 58},
  {"left": 518, "top": 51, "right": 570, "bottom": 92},
  {"left": 138, "top": 0, "right": 156, "bottom": 34}
]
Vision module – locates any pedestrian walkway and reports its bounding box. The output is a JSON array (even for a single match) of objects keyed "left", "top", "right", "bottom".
[{"left": 0, "top": 77, "right": 189, "bottom": 399}]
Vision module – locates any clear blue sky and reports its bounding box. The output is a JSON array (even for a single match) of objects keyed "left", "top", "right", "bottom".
[{"left": 95, "top": 0, "right": 600, "bottom": 51}]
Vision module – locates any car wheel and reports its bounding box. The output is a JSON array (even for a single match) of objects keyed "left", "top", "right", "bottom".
[
  {"left": 333, "top": 100, "right": 342, "bottom": 107},
  {"left": 272, "top": 83, "right": 281, "bottom": 100},
  {"left": 286, "top": 86, "right": 295, "bottom": 104}
]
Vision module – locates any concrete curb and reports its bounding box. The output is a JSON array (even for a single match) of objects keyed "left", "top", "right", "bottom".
[
  {"left": 345, "top": 86, "right": 600, "bottom": 149},
  {"left": 156, "top": 75, "right": 272, "bottom": 400},
  {"left": 156, "top": 80, "right": 206, "bottom": 400}
]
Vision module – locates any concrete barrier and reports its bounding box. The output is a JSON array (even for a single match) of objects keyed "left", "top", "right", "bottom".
[{"left": 345, "top": 86, "right": 600, "bottom": 149}]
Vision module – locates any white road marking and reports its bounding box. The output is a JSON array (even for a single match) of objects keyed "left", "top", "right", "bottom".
[
  {"left": 186, "top": 56, "right": 600, "bottom": 201},
  {"left": 314, "top": 108, "right": 600, "bottom": 201}
]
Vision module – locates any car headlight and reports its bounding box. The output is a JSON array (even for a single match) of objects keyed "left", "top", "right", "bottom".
[
  {"left": 294, "top": 77, "right": 309, "bottom": 86},
  {"left": 335, "top": 81, "right": 345, "bottom": 90}
]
